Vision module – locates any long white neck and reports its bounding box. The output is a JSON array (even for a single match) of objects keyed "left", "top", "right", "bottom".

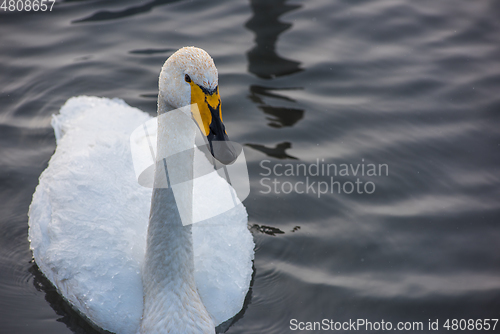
[{"left": 140, "top": 106, "right": 215, "bottom": 334}]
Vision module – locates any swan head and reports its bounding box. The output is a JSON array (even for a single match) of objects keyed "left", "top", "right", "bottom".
[{"left": 159, "top": 46, "right": 238, "bottom": 165}]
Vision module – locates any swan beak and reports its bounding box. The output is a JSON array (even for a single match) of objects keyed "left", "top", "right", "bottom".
[
  {"left": 190, "top": 84, "right": 239, "bottom": 165},
  {"left": 207, "top": 122, "right": 239, "bottom": 165}
]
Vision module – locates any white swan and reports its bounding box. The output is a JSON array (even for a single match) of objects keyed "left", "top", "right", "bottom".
[{"left": 28, "top": 47, "right": 254, "bottom": 334}]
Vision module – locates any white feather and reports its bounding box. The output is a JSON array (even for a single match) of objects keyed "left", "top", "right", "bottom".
[{"left": 28, "top": 91, "right": 253, "bottom": 332}]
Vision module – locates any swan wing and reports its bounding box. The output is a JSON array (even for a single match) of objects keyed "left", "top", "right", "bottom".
[{"left": 29, "top": 96, "right": 151, "bottom": 333}]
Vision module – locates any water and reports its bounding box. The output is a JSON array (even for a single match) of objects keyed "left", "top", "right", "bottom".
[{"left": 1, "top": 0, "right": 500, "bottom": 333}]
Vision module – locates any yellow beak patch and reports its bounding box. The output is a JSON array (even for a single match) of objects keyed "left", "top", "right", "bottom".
[{"left": 189, "top": 82, "right": 222, "bottom": 136}]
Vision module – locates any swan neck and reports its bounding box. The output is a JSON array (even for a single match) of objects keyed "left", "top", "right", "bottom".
[
  {"left": 157, "top": 93, "right": 172, "bottom": 115},
  {"left": 140, "top": 109, "right": 214, "bottom": 333}
]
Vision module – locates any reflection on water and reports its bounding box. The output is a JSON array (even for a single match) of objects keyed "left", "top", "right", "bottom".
[
  {"left": 260, "top": 105, "right": 303, "bottom": 128},
  {"left": 245, "top": 142, "right": 298, "bottom": 160},
  {"left": 29, "top": 264, "right": 107, "bottom": 334},
  {"left": 245, "top": 0, "right": 305, "bottom": 162},
  {"left": 245, "top": 0, "right": 302, "bottom": 79},
  {"left": 248, "top": 85, "right": 304, "bottom": 128}
]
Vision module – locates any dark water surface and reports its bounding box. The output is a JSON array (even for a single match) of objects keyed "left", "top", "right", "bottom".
[{"left": 1, "top": 0, "right": 500, "bottom": 333}]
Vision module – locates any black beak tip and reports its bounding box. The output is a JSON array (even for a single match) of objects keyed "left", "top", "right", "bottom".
[{"left": 211, "top": 141, "right": 239, "bottom": 165}]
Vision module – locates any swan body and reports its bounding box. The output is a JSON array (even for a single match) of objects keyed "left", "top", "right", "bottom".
[{"left": 28, "top": 47, "right": 254, "bottom": 334}]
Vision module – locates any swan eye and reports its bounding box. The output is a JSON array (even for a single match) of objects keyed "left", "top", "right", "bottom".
[{"left": 185, "top": 74, "right": 191, "bottom": 83}]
